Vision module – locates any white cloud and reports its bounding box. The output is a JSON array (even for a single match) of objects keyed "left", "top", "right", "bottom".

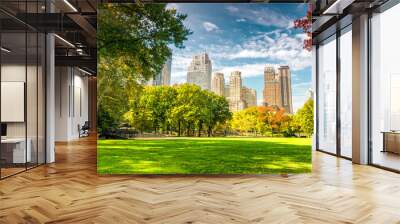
[
  {"left": 202, "top": 22, "right": 219, "bottom": 32},
  {"left": 292, "top": 82, "right": 312, "bottom": 89},
  {"left": 226, "top": 6, "right": 239, "bottom": 13},
  {"left": 236, "top": 18, "right": 246, "bottom": 22},
  {"left": 214, "top": 63, "right": 274, "bottom": 79},
  {"left": 257, "top": 98, "right": 264, "bottom": 106},
  {"left": 166, "top": 3, "right": 179, "bottom": 10},
  {"left": 227, "top": 7, "right": 293, "bottom": 28},
  {"left": 194, "top": 31, "right": 311, "bottom": 71}
]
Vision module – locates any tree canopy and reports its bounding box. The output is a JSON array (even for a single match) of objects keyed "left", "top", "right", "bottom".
[
  {"left": 229, "top": 100, "right": 314, "bottom": 137},
  {"left": 123, "top": 84, "right": 232, "bottom": 137},
  {"left": 97, "top": 4, "right": 191, "bottom": 135}
]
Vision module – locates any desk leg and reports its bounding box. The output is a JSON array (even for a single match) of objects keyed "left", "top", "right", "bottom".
[{"left": 382, "top": 133, "right": 386, "bottom": 153}]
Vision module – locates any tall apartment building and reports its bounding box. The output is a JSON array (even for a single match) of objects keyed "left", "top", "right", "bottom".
[
  {"left": 211, "top": 73, "right": 225, "bottom": 96},
  {"left": 229, "top": 71, "right": 246, "bottom": 112},
  {"left": 147, "top": 57, "right": 172, "bottom": 86},
  {"left": 187, "top": 53, "right": 212, "bottom": 90},
  {"left": 224, "top": 84, "right": 230, "bottom": 99},
  {"left": 278, "top": 66, "right": 293, "bottom": 114},
  {"left": 162, "top": 57, "right": 172, "bottom": 86},
  {"left": 263, "top": 65, "right": 293, "bottom": 113},
  {"left": 242, "top": 87, "right": 257, "bottom": 108}
]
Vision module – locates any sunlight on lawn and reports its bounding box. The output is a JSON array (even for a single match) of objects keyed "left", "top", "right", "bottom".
[{"left": 97, "top": 137, "right": 312, "bottom": 174}]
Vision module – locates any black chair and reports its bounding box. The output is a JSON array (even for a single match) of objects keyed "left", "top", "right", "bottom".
[{"left": 79, "top": 121, "right": 90, "bottom": 138}]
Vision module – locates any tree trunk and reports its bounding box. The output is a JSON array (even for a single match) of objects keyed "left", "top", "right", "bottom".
[
  {"left": 208, "top": 126, "right": 212, "bottom": 137},
  {"left": 178, "top": 121, "right": 181, "bottom": 137},
  {"left": 198, "top": 122, "right": 202, "bottom": 137}
]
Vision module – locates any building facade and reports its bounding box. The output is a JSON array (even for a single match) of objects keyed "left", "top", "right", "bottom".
[
  {"left": 162, "top": 57, "right": 172, "bottom": 86},
  {"left": 229, "top": 71, "right": 245, "bottom": 112},
  {"left": 224, "top": 84, "right": 230, "bottom": 99},
  {"left": 227, "top": 71, "right": 257, "bottom": 112},
  {"left": 211, "top": 72, "right": 225, "bottom": 96},
  {"left": 263, "top": 66, "right": 282, "bottom": 108},
  {"left": 147, "top": 57, "right": 171, "bottom": 86},
  {"left": 263, "top": 65, "right": 293, "bottom": 113},
  {"left": 187, "top": 53, "right": 212, "bottom": 90},
  {"left": 278, "top": 66, "right": 293, "bottom": 114},
  {"left": 242, "top": 87, "right": 257, "bottom": 108}
]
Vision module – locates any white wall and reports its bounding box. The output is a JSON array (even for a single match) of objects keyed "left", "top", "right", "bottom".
[{"left": 55, "top": 67, "right": 89, "bottom": 141}]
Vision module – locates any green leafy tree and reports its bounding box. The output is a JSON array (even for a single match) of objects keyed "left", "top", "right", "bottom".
[
  {"left": 97, "top": 3, "right": 191, "bottom": 135},
  {"left": 294, "top": 98, "right": 314, "bottom": 137},
  {"left": 168, "top": 84, "right": 202, "bottom": 136},
  {"left": 203, "top": 92, "right": 231, "bottom": 137}
]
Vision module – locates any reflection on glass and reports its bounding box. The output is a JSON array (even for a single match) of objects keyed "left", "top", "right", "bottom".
[
  {"left": 1, "top": 32, "right": 27, "bottom": 177},
  {"left": 318, "top": 37, "right": 337, "bottom": 154},
  {"left": 371, "top": 3, "right": 400, "bottom": 171},
  {"left": 340, "top": 29, "right": 352, "bottom": 158},
  {"left": 27, "top": 32, "right": 38, "bottom": 169},
  {"left": 38, "top": 33, "right": 46, "bottom": 165}
]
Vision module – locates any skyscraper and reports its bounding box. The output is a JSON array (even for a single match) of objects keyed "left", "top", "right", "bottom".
[
  {"left": 278, "top": 66, "right": 293, "bottom": 114},
  {"left": 187, "top": 53, "right": 212, "bottom": 90},
  {"left": 162, "top": 57, "right": 172, "bottom": 86},
  {"left": 147, "top": 57, "right": 172, "bottom": 86},
  {"left": 242, "top": 87, "right": 257, "bottom": 108},
  {"left": 229, "top": 71, "right": 242, "bottom": 101},
  {"left": 263, "top": 66, "right": 282, "bottom": 107},
  {"left": 224, "top": 84, "right": 230, "bottom": 99},
  {"left": 229, "top": 71, "right": 246, "bottom": 112},
  {"left": 263, "top": 65, "right": 293, "bottom": 113},
  {"left": 211, "top": 72, "right": 225, "bottom": 96}
]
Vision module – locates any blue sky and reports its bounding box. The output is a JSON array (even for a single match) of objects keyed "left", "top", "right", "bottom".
[{"left": 167, "top": 3, "right": 312, "bottom": 112}]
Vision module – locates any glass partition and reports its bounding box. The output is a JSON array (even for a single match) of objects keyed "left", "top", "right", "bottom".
[
  {"left": 0, "top": 2, "right": 46, "bottom": 179},
  {"left": 370, "top": 3, "right": 400, "bottom": 171},
  {"left": 1, "top": 31, "right": 28, "bottom": 177},
  {"left": 317, "top": 36, "right": 337, "bottom": 154},
  {"left": 27, "top": 31, "right": 38, "bottom": 169},
  {"left": 339, "top": 27, "right": 352, "bottom": 158}
]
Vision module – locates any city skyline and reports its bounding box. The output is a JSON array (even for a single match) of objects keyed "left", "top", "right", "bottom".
[{"left": 166, "top": 3, "right": 311, "bottom": 112}]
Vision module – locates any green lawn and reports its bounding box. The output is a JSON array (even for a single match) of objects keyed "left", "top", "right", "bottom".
[{"left": 97, "top": 137, "right": 312, "bottom": 174}]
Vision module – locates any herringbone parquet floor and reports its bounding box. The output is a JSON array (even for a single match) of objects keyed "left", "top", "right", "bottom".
[{"left": 1, "top": 136, "right": 400, "bottom": 224}]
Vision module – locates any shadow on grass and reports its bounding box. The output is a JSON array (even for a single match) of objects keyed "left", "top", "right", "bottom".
[{"left": 97, "top": 138, "right": 312, "bottom": 174}]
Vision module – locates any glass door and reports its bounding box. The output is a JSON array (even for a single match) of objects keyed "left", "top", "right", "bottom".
[
  {"left": 317, "top": 35, "right": 337, "bottom": 154},
  {"left": 370, "top": 3, "right": 400, "bottom": 171}
]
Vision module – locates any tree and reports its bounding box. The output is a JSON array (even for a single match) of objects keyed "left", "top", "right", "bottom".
[
  {"left": 98, "top": 3, "right": 191, "bottom": 80},
  {"left": 201, "top": 92, "right": 231, "bottom": 137},
  {"left": 97, "top": 3, "right": 191, "bottom": 135},
  {"left": 294, "top": 98, "right": 314, "bottom": 137},
  {"left": 168, "top": 84, "right": 203, "bottom": 136},
  {"left": 231, "top": 107, "right": 259, "bottom": 135}
]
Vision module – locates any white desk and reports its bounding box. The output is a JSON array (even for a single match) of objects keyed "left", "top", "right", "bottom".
[{"left": 1, "top": 138, "right": 31, "bottom": 163}]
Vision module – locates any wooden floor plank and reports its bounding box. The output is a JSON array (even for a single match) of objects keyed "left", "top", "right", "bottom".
[{"left": 0, "top": 136, "right": 400, "bottom": 223}]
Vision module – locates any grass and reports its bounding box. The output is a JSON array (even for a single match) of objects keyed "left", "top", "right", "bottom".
[{"left": 97, "top": 137, "right": 312, "bottom": 174}]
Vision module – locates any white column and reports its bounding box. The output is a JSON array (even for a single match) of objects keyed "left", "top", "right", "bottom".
[
  {"left": 312, "top": 45, "right": 317, "bottom": 151},
  {"left": 46, "top": 32, "right": 55, "bottom": 163},
  {"left": 352, "top": 14, "right": 369, "bottom": 164}
]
